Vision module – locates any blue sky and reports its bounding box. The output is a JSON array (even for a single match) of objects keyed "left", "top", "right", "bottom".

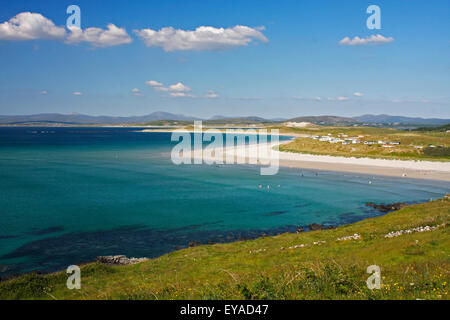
[{"left": 0, "top": 0, "right": 449, "bottom": 118}]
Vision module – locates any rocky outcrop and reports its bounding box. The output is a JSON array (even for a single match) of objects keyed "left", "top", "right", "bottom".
[
  {"left": 384, "top": 224, "right": 443, "bottom": 238},
  {"left": 308, "top": 223, "right": 327, "bottom": 231},
  {"left": 365, "top": 202, "right": 408, "bottom": 213},
  {"left": 96, "top": 255, "right": 148, "bottom": 265},
  {"left": 337, "top": 233, "right": 361, "bottom": 241},
  {"left": 188, "top": 241, "right": 202, "bottom": 247}
]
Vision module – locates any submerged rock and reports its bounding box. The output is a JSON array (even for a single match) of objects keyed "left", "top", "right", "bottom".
[
  {"left": 365, "top": 202, "right": 408, "bottom": 213},
  {"left": 96, "top": 255, "right": 148, "bottom": 265}
]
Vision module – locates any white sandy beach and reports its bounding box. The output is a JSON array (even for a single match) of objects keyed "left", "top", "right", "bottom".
[
  {"left": 245, "top": 141, "right": 450, "bottom": 181},
  {"left": 141, "top": 129, "right": 450, "bottom": 182},
  {"left": 254, "top": 142, "right": 450, "bottom": 181}
]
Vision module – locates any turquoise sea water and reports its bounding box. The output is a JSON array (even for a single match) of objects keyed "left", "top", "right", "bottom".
[{"left": 0, "top": 127, "right": 448, "bottom": 276}]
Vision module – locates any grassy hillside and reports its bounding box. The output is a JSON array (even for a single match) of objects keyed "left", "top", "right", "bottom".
[
  {"left": 277, "top": 126, "right": 450, "bottom": 161},
  {"left": 1, "top": 198, "right": 449, "bottom": 300},
  {"left": 414, "top": 124, "right": 450, "bottom": 132}
]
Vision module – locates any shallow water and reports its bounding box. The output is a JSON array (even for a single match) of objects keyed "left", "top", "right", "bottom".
[{"left": 0, "top": 127, "right": 448, "bottom": 275}]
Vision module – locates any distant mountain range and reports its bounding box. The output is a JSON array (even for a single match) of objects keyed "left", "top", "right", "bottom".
[
  {"left": 286, "top": 115, "right": 450, "bottom": 126},
  {"left": 210, "top": 115, "right": 287, "bottom": 122},
  {"left": 353, "top": 114, "right": 450, "bottom": 125},
  {"left": 287, "top": 116, "right": 357, "bottom": 125},
  {"left": 0, "top": 112, "right": 201, "bottom": 125},
  {"left": 0, "top": 112, "right": 448, "bottom": 126}
]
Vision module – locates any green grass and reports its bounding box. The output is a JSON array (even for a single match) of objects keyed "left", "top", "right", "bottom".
[
  {"left": 276, "top": 126, "right": 449, "bottom": 161},
  {"left": 1, "top": 198, "right": 449, "bottom": 300}
]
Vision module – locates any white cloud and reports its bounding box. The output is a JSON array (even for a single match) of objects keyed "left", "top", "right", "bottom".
[
  {"left": 170, "top": 92, "right": 195, "bottom": 98},
  {"left": 131, "top": 88, "right": 144, "bottom": 96},
  {"left": 134, "top": 25, "right": 268, "bottom": 52},
  {"left": 327, "top": 96, "right": 349, "bottom": 101},
  {"left": 147, "top": 81, "right": 192, "bottom": 93},
  {"left": 146, "top": 80, "right": 164, "bottom": 87},
  {"left": 296, "top": 96, "right": 351, "bottom": 101},
  {"left": 353, "top": 92, "right": 364, "bottom": 97},
  {"left": 293, "top": 96, "right": 322, "bottom": 101},
  {"left": 40, "top": 90, "right": 48, "bottom": 95},
  {"left": 204, "top": 91, "right": 219, "bottom": 98},
  {"left": 0, "top": 12, "right": 66, "bottom": 41},
  {"left": 72, "top": 91, "right": 82, "bottom": 96},
  {"left": 168, "top": 82, "right": 191, "bottom": 92},
  {"left": 66, "top": 24, "right": 132, "bottom": 47},
  {"left": 146, "top": 80, "right": 169, "bottom": 91},
  {"left": 146, "top": 80, "right": 216, "bottom": 98},
  {"left": 339, "top": 34, "right": 394, "bottom": 46},
  {"left": 0, "top": 12, "right": 132, "bottom": 48}
]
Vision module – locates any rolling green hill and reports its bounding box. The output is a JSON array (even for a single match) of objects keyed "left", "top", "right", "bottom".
[
  {"left": 414, "top": 124, "right": 450, "bottom": 132},
  {"left": 278, "top": 126, "right": 450, "bottom": 161}
]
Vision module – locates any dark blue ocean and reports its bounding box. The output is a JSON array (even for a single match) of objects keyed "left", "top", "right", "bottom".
[{"left": 0, "top": 127, "right": 448, "bottom": 276}]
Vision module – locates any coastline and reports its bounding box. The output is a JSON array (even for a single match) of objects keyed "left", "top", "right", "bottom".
[
  {"left": 277, "top": 158, "right": 450, "bottom": 182},
  {"left": 0, "top": 199, "right": 424, "bottom": 280},
  {"left": 1, "top": 198, "right": 448, "bottom": 300},
  {"left": 141, "top": 129, "right": 450, "bottom": 182},
  {"left": 262, "top": 142, "right": 450, "bottom": 182},
  {"left": 274, "top": 142, "right": 450, "bottom": 182}
]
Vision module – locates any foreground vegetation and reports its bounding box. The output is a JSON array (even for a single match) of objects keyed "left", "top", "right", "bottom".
[
  {"left": 0, "top": 198, "right": 449, "bottom": 300},
  {"left": 277, "top": 126, "right": 450, "bottom": 161}
]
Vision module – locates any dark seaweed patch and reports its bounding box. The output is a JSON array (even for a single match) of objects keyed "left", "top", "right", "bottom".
[
  {"left": 0, "top": 235, "right": 18, "bottom": 240},
  {"left": 264, "top": 211, "right": 289, "bottom": 217},
  {"left": 0, "top": 224, "right": 298, "bottom": 276},
  {"left": 27, "top": 226, "right": 65, "bottom": 236}
]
